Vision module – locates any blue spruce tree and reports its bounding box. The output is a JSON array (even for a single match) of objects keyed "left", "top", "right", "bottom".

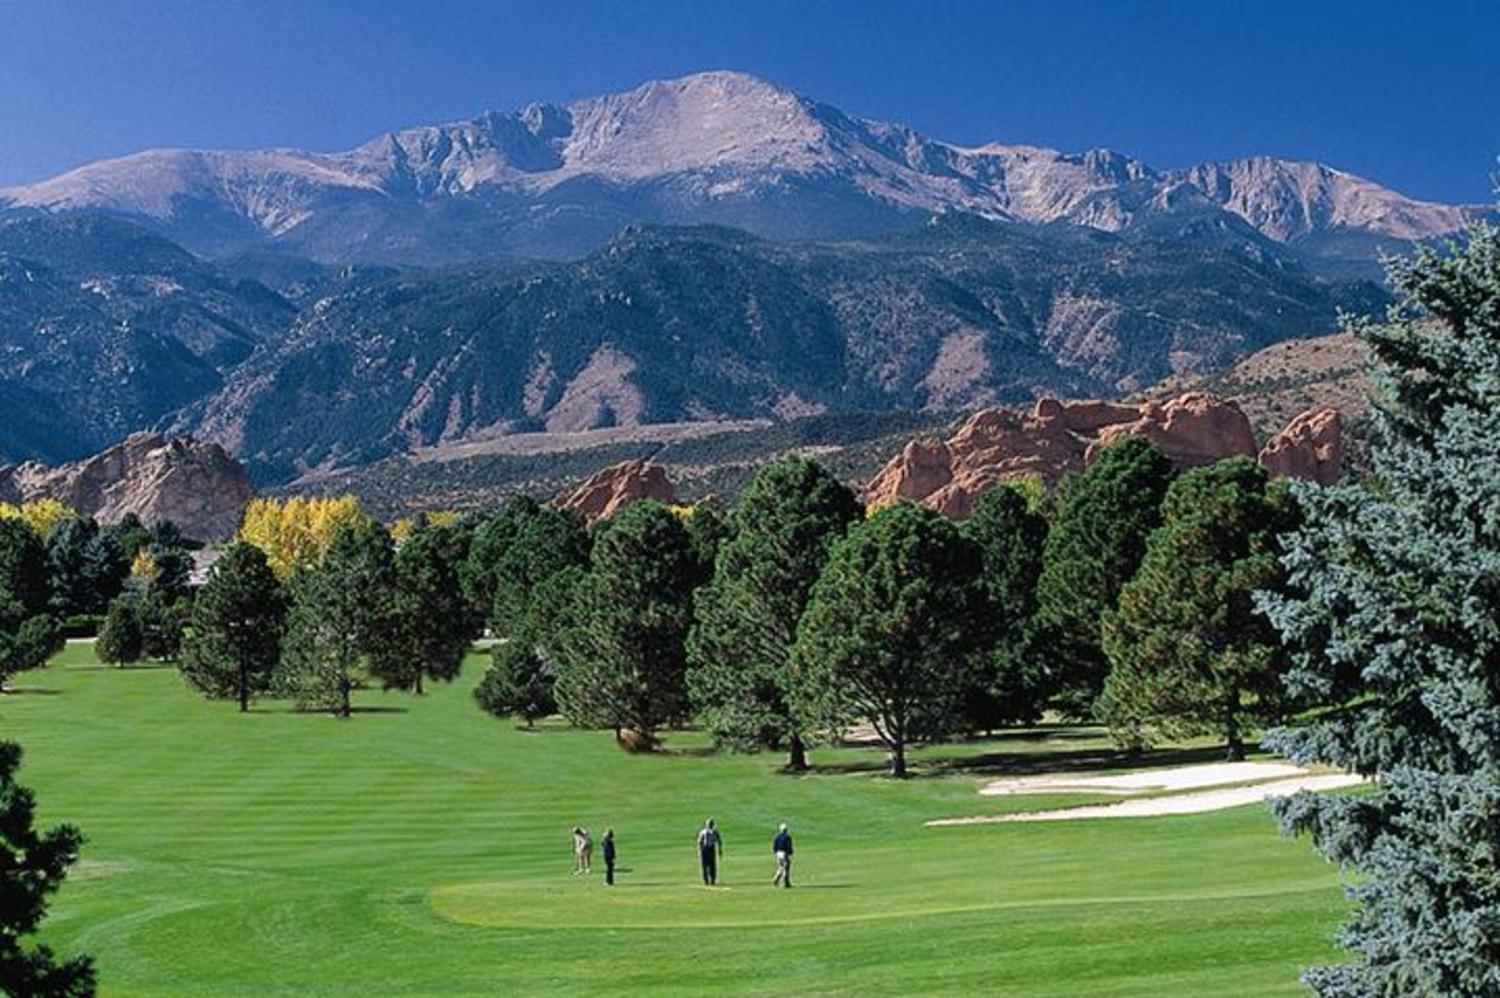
[{"left": 1258, "top": 222, "right": 1500, "bottom": 993}]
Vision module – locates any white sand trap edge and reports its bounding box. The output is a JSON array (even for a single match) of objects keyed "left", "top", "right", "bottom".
[
  {"left": 929, "top": 773, "right": 1367, "bottom": 825},
  {"left": 978, "top": 761, "right": 1307, "bottom": 797}
]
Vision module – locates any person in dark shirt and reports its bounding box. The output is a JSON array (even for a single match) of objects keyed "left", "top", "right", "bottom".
[
  {"left": 602, "top": 828, "right": 617, "bottom": 886},
  {"left": 697, "top": 818, "right": 723, "bottom": 885},
  {"left": 772, "top": 822, "right": 794, "bottom": 888}
]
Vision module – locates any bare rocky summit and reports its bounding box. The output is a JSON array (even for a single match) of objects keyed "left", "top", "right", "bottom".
[
  {"left": 553, "top": 458, "right": 677, "bottom": 523},
  {"left": 2, "top": 71, "right": 1482, "bottom": 265},
  {"left": 0, "top": 432, "right": 253, "bottom": 539},
  {"left": 867, "top": 393, "right": 1344, "bottom": 517}
]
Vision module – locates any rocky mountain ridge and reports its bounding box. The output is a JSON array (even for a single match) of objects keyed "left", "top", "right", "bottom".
[
  {"left": 2, "top": 71, "right": 1482, "bottom": 265},
  {"left": 169, "top": 221, "right": 1377, "bottom": 483}
]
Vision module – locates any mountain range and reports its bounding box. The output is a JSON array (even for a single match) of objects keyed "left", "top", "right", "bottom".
[
  {"left": 0, "top": 71, "right": 1477, "bottom": 484},
  {"left": 2, "top": 71, "right": 1485, "bottom": 268}
]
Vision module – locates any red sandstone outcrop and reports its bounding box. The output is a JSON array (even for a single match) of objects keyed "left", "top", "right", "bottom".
[
  {"left": 867, "top": 394, "right": 1341, "bottom": 519},
  {"left": 1257, "top": 406, "right": 1343, "bottom": 486},
  {"left": 0, "top": 433, "right": 254, "bottom": 539},
  {"left": 1088, "top": 393, "right": 1258, "bottom": 467},
  {"left": 554, "top": 459, "right": 677, "bottom": 523}
]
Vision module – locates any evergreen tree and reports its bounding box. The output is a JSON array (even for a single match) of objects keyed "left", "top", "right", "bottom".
[
  {"left": 0, "top": 741, "right": 95, "bottom": 997},
  {"left": 136, "top": 587, "right": 183, "bottom": 662},
  {"left": 459, "top": 499, "right": 589, "bottom": 637},
  {"left": 0, "top": 615, "right": 62, "bottom": 692},
  {"left": 458, "top": 497, "right": 539, "bottom": 621},
  {"left": 1257, "top": 223, "right": 1500, "bottom": 994},
  {"left": 791, "top": 502, "right": 987, "bottom": 777},
  {"left": 144, "top": 520, "right": 193, "bottom": 603},
  {"left": 1098, "top": 458, "right": 1298, "bottom": 757},
  {"left": 0, "top": 518, "right": 51, "bottom": 619},
  {"left": 278, "top": 520, "right": 397, "bottom": 717},
  {"left": 370, "top": 523, "right": 474, "bottom": 694},
  {"left": 960, "top": 484, "right": 1050, "bottom": 733},
  {"left": 180, "top": 543, "right": 287, "bottom": 712},
  {"left": 553, "top": 502, "right": 697, "bottom": 748},
  {"left": 1031, "top": 436, "right": 1176, "bottom": 715},
  {"left": 474, "top": 633, "right": 557, "bottom": 727},
  {"left": 487, "top": 506, "right": 589, "bottom": 637},
  {"left": 680, "top": 502, "right": 733, "bottom": 588},
  {"left": 47, "top": 519, "right": 127, "bottom": 617},
  {"left": 95, "top": 596, "right": 144, "bottom": 667},
  {"left": 107, "top": 513, "right": 150, "bottom": 562},
  {"left": 687, "top": 457, "right": 861, "bottom": 768}
]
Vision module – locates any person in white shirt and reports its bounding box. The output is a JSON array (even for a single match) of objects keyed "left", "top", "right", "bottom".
[{"left": 572, "top": 826, "right": 593, "bottom": 875}]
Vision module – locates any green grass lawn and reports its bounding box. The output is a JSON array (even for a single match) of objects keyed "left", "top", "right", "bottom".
[{"left": 2, "top": 644, "right": 1346, "bottom": 996}]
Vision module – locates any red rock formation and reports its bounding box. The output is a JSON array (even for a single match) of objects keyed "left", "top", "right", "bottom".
[
  {"left": 1087, "top": 393, "right": 1257, "bottom": 467},
  {"left": 554, "top": 459, "right": 677, "bottom": 523},
  {"left": 867, "top": 393, "right": 1338, "bottom": 519},
  {"left": 864, "top": 438, "right": 955, "bottom": 508},
  {"left": 1258, "top": 407, "right": 1343, "bottom": 486},
  {"left": 0, "top": 433, "right": 254, "bottom": 539}
]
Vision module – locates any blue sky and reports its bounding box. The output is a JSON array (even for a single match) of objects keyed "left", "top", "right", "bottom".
[{"left": 1, "top": 0, "right": 1495, "bottom": 202}]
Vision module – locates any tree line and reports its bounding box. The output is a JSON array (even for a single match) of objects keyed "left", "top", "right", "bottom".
[{"left": 4, "top": 218, "right": 1496, "bottom": 995}]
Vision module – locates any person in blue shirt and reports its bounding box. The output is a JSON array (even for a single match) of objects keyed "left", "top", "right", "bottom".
[
  {"left": 602, "top": 828, "right": 617, "bottom": 886},
  {"left": 772, "top": 822, "right": 794, "bottom": 888},
  {"left": 697, "top": 818, "right": 723, "bottom": 885}
]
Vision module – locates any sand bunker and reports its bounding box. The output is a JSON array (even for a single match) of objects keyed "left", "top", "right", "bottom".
[
  {"left": 977, "top": 761, "right": 1307, "bottom": 797},
  {"left": 930, "top": 764, "right": 1366, "bottom": 825}
]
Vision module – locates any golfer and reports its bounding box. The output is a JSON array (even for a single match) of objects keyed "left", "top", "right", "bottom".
[
  {"left": 602, "top": 828, "right": 617, "bottom": 886},
  {"left": 772, "top": 822, "right": 794, "bottom": 888},
  {"left": 697, "top": 818, "right": 723, "bottom": 885},
  {"left": 572, "top": 826, "right": 593, "bottom": 875}
]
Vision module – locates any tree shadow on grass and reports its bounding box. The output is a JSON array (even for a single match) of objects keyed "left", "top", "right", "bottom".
[
  {"left": 0, "top": 686, "right": 64, "bottom": 696},
  {"left": 71, "top": 662, "right": 177, "bottom": 672},
  {"left": 348, "top": 705, "right": 409, "bottom": 715},
  {"left": 658, "top": 745, "right": 718, "bottom": 759},
  {"left": 804, "top": 743, "right": 1256, "bottom": 780}
]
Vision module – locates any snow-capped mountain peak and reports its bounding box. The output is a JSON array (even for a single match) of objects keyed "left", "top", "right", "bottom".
[{"left": 0, "top": 70, "right": 1481, "bottom": 263}]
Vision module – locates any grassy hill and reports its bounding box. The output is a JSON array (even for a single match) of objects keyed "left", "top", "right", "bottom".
[{"left": 5, "top": 645, "right": 1347, "bottom": 995}]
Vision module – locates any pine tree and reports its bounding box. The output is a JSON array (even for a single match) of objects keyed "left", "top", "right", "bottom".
[
  {"left": 0, "top": 741, "right": 95, "bottom": 997},
  {"left": 487, "top": 506, "right": 589, "bottom": 637},
  {"left": 474, "top": 633, "right": 557, "bottom": 727},
  {"left": 1098, "top": 458, "right": 1298, "bottom": 757},
  {"left": 136, "top": 587, "right": 183, "bottom": 661},
  {"left": 959, "top": 484, "right": 1050, "bottom": 733},
  {"left": 278, "top": 520, "right": 397, "bottom": 717},
  {"left": 1031, "top": 436, "right": 1176, "bottom": 715},
  {"left": 95, "top": 596, "right": 144, "bottom": 667},
  {"left": 370, "top": 523, "right": 474, "bottom": 694},
  {"left": 0, "top": 518, "right": 51, "bottom": 619},
  {"left": 687, "top": 457, "right": 861, "bottom": 768},
  {"left": 791, "top": 502, "right": 987, "bottom": 777},
  {"left": 0, "top": 615, "right": 62, "bottom": 692},
  {"left": 1258, "top": 222, "right": 1500, "bottom": 993},
  {"left": 47, "top": 519, "right": 127, "bottom": 617},
  {"left": 553, "top": 502, "right": 697, "bottom": 748},
  {"left": 180, "top": 543, "right": 287, "bottom": 712}
]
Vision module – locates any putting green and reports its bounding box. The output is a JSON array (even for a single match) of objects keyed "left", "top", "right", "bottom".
[{"left": 4, "top": 645, "right": 1349, "bottom": 995}]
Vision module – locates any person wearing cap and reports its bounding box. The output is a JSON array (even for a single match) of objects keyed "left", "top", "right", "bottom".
[
  {"left": 772, "top": 823, "right": 794, "bottom": 888},
  {"left": 697, "top": 818, "right": 723, "bottom": 885}
]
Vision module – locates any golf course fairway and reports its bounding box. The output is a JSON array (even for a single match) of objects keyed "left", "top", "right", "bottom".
[{"left": 2, "top": 646, "right": 1347, "bottom": 995}]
